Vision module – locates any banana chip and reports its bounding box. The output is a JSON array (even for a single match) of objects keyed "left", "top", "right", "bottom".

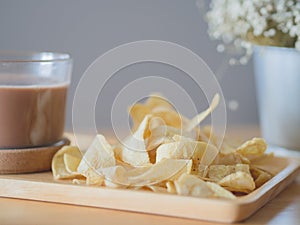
[
  {"left": 118, "top": 115, "right": 152, "bottom": 166},
  {"left": 213, "top": 152, "right": 250, "bottom": 165},
  {"left": 206, "top": 182, "right": 236, "bottom": 200},
  {"left": 250, "top": 167, "right": 272, "bottom": 188},
  {"left": 129, "top": 94, "right": 186, "bottom": 130},
  {"left": 218, "top": 171, "right": 256, "bottom": 193},
  {"left": 174, "top": 174, "right": 213, "bottom": 197},
  {"left": 185, "top": 94, "right": 220, "bottom": 132},
  {"left": 64, "top": 153, "right": 82, "bottom": 174},
  {"left": 156, "top": 141, "right": 202, "bottom": 162},
  {"left": 156, "top": 140, "right": 218, "bottom": 176},
  {"left": 129, "top": 103, "right": 152, "bottom": 130},
  {"left": 52, "top": 146, "right": 83, "bottom": 180},
  {"left": 147, "top": 125, "right": 197, "bottom": 151},
  {"left": 236, "top": 138, "right": 267, "bottom": 159},
  {"left": 208, "top": 164, "right": 250, "bottom": 182},
  {"left": 77, "top": 135, "right": 116, "bottom": 180},
  {"left": 128, "top": 159, "right": 192, "bottom": 186},
  {"left": 85, "top": 168, "right": 105, "bottom": 186},
  {"left": 98, "top": 165, "right": 129, "bottom": 186}
]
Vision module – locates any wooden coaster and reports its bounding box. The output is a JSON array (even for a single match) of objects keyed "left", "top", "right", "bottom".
[{"left": 0, "top": 138, "right": 70, "bottom": 174}]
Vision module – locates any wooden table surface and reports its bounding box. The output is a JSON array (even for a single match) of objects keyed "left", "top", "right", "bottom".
[{"left": 1, "top": 126, "right": 300, "bottom": 225}]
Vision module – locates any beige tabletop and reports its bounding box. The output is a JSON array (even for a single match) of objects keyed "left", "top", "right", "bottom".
[{"left": 1, "top": 126, "right": 300, "bottom": 225}]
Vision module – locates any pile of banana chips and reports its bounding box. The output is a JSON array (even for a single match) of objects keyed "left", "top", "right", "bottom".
[{"left": 52, "top": 94, "right": 276, "bottom": 200}]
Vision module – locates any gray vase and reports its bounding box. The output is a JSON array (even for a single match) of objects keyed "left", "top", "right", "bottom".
[{"left": 253, "top": 45, "right": 300, "bottom": 151}]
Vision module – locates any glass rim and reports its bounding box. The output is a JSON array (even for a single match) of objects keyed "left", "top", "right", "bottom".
[{"left": 0, "top": 51, "right": 72, "bottom": 63}]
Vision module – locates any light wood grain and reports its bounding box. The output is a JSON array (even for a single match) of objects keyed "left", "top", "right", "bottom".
[
  {"left": 1, "top": 126, "right": 300, "bottom": 225},
  {"left": 0, "top": 154, "right": 298, "bottom": 223}
]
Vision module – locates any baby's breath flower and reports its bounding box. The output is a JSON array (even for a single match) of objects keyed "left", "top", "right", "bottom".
[
  {"left": 217, "top": 44, "right": 225, "bottom": 52},
  {"left": 206, "top": 0, "right": 300, "bottom": 65}
]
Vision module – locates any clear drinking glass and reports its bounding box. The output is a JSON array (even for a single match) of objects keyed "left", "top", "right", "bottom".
[{"left": 0, "top": 51, "right": 72, "bottom": 148}]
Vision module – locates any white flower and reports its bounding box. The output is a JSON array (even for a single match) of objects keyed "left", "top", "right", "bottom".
[{"left": 206, "top": 0, "right": 300, "bottom": 64}]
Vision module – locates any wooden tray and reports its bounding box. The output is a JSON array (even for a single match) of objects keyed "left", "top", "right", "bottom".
[{"left": 0, "top": 155, "right": 299, "bottom": 223}]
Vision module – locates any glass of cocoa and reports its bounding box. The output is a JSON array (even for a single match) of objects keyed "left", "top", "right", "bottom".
[{"left": 0, "top": 51, "right": 72, "bottom": 149}]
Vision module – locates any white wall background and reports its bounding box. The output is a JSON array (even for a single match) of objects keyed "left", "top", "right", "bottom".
[{"left": 0, "top": 0, "right": 259, "bottom": 131}]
